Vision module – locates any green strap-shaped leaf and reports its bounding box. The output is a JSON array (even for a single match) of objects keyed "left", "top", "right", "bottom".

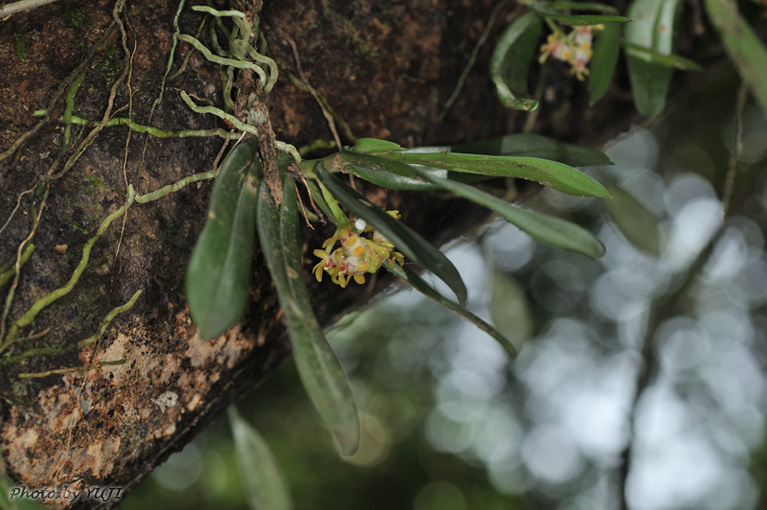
[
  {"left": 348, "top": 136, "right": 613, "bottom": 169},
  {"left": 625, "top": 0, "right": 684, "bottom": 117},
  {"left": 256, "top": 178, "right": 360, "bottom": 456},
  {"left": 532, "top": 1, "right": 630, "bottom": 25},
  {"left": 337, "top": 150, "right": 442, "bottom": 191},
  {"left": 314, "top": 163, "right": 469, "bottom": 304},
  {"left": 412, "top": 168, "right": 606, "bottom": 259},
  {"left": 452, "top": 133, "right": 613, "bottom": 167},
  {"left": 703, "top": 0, "right": 767, "bottom": 115},
  {"left": 490, "top": 12, "right": 541, "bottom": 111},
  {"left": 337, "top": 149, "right": 487, "bottom": 190},
  {"left": 384, "top": 262, "right": 517, "bottom": 358},
  {"left": 382, "top": 151, "right": 611, "bottom": 198},
  {"left": 228, "top": 406, "right": 293, "bottom": 510},
  {"left": 347, "top": 163, "right": 441, "bottom": 191},
  {"left": 186, "top": 139, "right": 261, "bottom": 339},
  {"left": 589, "top": 22, "right": 621, "bottom": 104}
]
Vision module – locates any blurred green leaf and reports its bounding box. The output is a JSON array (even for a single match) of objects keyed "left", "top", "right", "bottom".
[
  {"left": 384, "top": 262, "right": 517, "bottom": 357},
  {"left": 704, "top": 0, "right": 767, "bottom": 115},
  {"left": 622, "top": 41, "right": 703, "bottom": 70},
  {"left": 228, "top": 406, "right": 292, "bottom": 510},
  {"left": 0, "top": 455, "right": 49, "bottom": 509},
  {"left": 314, "top": 163, "right": 469, "bottom": 304},
  {"left": 490, "top": 12, "right": 541, "bottom": 111},
  {"left": 625, "top": 0, "right": 684, "bottom": 117},
  {"left": 453, "top": 133, "right": 613, "bottom": 167},
  {"left": 186, "top": 139, "right": 261, "bottom": 339},
  {"left": 537, "top": 0, "right": 621, "bottom": 11},
  {"left": 589, "top": 22, "right": 621, "bottom": 104},
  {"left": 532, "top": 1, "right": 630, "bottom": 25},
  {"left": 626, "top": 58, "right": 672, "bottom": 118},
  {"left": 604, "top": 182, "right": 660, "bottom": 256},
  {"left": 384, "top": 151, "right": 611, "bottom": 198},
  {"left": 412, "top": 168, "right": 606, "bottom": 259},
  {"left": 489, "top": 268, "right": 535, "bottom": 351},
  {"left": 257, "top": 178, "right": 361, "bottom": 456}
]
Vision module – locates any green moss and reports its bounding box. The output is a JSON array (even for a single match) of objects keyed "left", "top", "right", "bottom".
[
  {"left": 65, "top": 4, "right": 90, "bottom": 29},
  {"left": 71, "top": 221, "right": 88, "bottom": 235},
  {"left": 83, "top": 175, "right": 103, "bottom": 187},
  {"left": 160, "top": 217, "right": 182, "bottom": 247},
  {"left": 341, "top": 19, "right": 377, "bottom": 58},
  {"left": 380, "top": 8, "right": 399, "bottom": 27},
  {"left": 13, "top": 32, "right": 26, "bottom": 63},
  {"left": 92, "top": 45, "right": 123, "bottom": 85}
]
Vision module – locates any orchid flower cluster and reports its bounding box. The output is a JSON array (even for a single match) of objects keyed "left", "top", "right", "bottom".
[
  {"left": 539, "top": 25, "right": 602, "bottom": 81},
  {"left": 313, "top": 211, "right": 405, "bottom": 288}
]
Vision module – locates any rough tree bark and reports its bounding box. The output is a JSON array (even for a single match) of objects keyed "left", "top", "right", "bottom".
[{"left": 0, "top": 0, "right": 704, "bottom": 508}]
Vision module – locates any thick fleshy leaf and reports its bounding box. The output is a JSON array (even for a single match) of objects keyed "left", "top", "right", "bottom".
[
  {"left": 412, "top": 168, "right": 606, "bottom": 259},
  {"left": 347, "top": 163, "right": 441, "bottom": 190},
  {"left": 532, "top": 1, "right": 630, "bottom": 25},
  {"left": 625, "top": 0, "right": 684, "bottom": 117},
  {"left": 228, "top": 406, "right": 292, "bottom": 510},
  {"left": 589, "top": 22, "right": 621, "bottom": 104},
  {"left": 335, "top": 150, "right": 442, "bottom": 191},
  {"left": 351, "top": 138, "right": 403, "bottom": 153},
  {"left": 335, "top": 150, "right": 488, "bottom": 189},
  {"left": 453, "top": 133, "right": 612, "bottom": 167},
  {"left": 704, "top": 0, "right": 767, "bottom": 115},
  {"left": 604, "top": 182, "right": 660, "bottom": 256},
  {"left": 314, "top": 163, "right": 468, "bottom": 304},
  {"left": 384, "top": 262, "right": 517, "bottom": 357},
  {"left": 186, "top": 139, "right": 261, "bottom": 339},
  {"left": 256, "top": 178, "right": 360, "bottom": 456},
  {"left": 489, "top": 12, "right": 541, "bottom": 111},
  {"left": 383, "top": 151, "right": 611, "bottom": 198}
]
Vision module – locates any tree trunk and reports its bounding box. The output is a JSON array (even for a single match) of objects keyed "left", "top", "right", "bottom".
[{"left": 0, "top": 0, "right": 699, "bottom": 508}]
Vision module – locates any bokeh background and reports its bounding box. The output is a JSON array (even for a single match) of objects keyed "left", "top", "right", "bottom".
[{"left": 114, "top": 70, "right": 767, "bottom": 510}]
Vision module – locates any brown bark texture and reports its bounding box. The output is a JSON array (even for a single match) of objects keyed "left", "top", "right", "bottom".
[{"left": 0, "top": 0, "right": 697, "bottom": 508}]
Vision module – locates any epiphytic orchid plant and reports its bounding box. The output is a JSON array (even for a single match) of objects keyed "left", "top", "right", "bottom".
[{"left": 185, "top": 133, "right": 613, "bottom": 456}]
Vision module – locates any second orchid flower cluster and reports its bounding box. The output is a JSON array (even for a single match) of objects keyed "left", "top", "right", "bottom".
[{"left": 539, "top": 24, "right": 603, "bottom": 81}]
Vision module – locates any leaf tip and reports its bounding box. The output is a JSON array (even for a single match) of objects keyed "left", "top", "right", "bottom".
[{"left": 338, "top": 433, "right": 361, "bottom": 457}]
